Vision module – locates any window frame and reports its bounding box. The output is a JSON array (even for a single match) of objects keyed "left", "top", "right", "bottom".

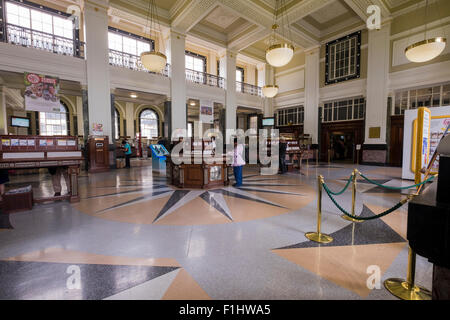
[
  {"left": 276, "top": 106, "right": 305, "bottom": 127},
  {"left": 185, "top": 50, "right": 207, "bottom": 73},
  {"left": 325, "top": 30, "right": 361, "bottom": 85},
  {"left": 321, "top": 97, "right": 366, "bottom": 123},
  {"left": 139, "top": 108, "right": 159, "bottom": 139},
  {"left": 108, "top": 27, "right": 154, "bottom": 56},
  {"left": 38, "top": 101, "right": 70, "bottom": 136},
  {"left": 392, "top": 82, "right": 450, "bottom": 115}
]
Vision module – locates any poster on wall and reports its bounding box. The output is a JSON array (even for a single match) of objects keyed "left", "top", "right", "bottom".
[
  {"left": 414, "top": 107, "right": 431, "bottom": 184},
  {"left": 92, "top": 123, "right": 104, "bottom": 136},
  {"left": 402, "top": 106, "right": 450, "bottom": 181},
  {"left": 200, "top": 100, "right": 213, "bottom": 124},
  {"left": 429, "top": 117, "right": 450, "bottom": 172},
  {"left": 24, "top": 73, "right": 60, "bottom": 112}
]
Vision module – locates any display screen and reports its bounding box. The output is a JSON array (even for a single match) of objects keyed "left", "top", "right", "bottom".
[
  {"left": 11, "top": 117, "right": 30, "bottom": 128},
  {"left": 262, "top": 118, "right": 275, "bottom": 126}
]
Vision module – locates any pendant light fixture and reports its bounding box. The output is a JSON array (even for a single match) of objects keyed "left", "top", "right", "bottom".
[
  {"left": 262, "top": 85, "right": 279, "bottom": 98},
  {"left": 405, "top": 0, "right": 446, "bottom": 63},
  {"left": 266, "top": 0, "right": 294, "bottom": 68},
  {"left": 140, "top": 0, "right": 167, "bottom": 73}
]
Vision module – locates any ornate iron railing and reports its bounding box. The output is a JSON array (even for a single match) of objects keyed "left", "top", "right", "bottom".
[
  {"left": 108, "top": 49, "right": 170, "bottom": 77},
  {"left": 4, "top": 23, "right": 84, "bottom": 58},
  {"left": 236, "top": 81, "right": 263, "bottom": 97},
  {"left": 185, "top": 68, "right": 225, "bottom": 89}
]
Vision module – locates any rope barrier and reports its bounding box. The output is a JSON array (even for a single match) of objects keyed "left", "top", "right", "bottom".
[
  {"left": 326, "top": 174, "right": 353, "bottom": 195},
  {"left": 357, "top": 171, "right": 436, "bottom": 190},
  {"left": 322, "top": 182, "right": 409, "bottom": 221}
]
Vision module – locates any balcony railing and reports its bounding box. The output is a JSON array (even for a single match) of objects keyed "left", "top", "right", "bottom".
[
  {"left": 109, "top": 49, "right": 170, "bottom": 77},
  {"left": 4, "top": 23, "right": 85, "bottom": 58},
  {"left": 236, "top": 81, "right": 262, "bottom": 97},
  {"left": 185, "top": 68, "right": 225, "bottom": 89}
]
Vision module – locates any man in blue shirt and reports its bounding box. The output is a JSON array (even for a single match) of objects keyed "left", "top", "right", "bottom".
[{"left": 122, "top": 140, "right": 132, "bottom": 168}]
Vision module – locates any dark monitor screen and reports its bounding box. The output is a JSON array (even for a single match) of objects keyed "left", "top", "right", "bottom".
[
  {"left": 11, "top": 117, "right": 30, "bottom": 128},
  {"left": 262, "top": 118, "right": 275, "bottom": 126}
]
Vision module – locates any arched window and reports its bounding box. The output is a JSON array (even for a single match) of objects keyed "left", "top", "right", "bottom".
[
  {"left": 114, "top": 108, "right": 120, "bottom": 140},
  {"left": 39, "top": 102, "right": 69, "bottom": 135},
  {"left": 139, "top": 109, "right": 158, "bottom": 139}
]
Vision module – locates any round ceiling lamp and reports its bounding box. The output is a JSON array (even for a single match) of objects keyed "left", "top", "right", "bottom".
[
  {"left": 405, "top": 0, "right": 447, "bottom": 63},
  {"left": 262, "top": 85, "right": 279, "bottom": 98},
  {"left": 141, "top": 51, "right": 167, "bottom": 73},
  {"left": 266, "top": 43, "right": 294, "bottom": 67},
  {"left": 266, "top": 1, "right": 294, "bottom": 68},
  {"left": 140, "top": 0, "right": 166, "bottom": 73},
  {"left": 405, "top": 37, "right": 447, "bottom": 63}
]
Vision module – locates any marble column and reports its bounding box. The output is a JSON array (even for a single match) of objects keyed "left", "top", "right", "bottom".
[
  {"left": 0, "top": 86, "right": 8, "bottom": 135},
  {"left": 125, "top": 102, "right": 134, "bottom": 138},
  {"left": 220, "top": 50, "right": 237, "bottom": 142},
  {"left": 168, "top": 30, "right": 187, "bottom": 138},
  {"left": 363, "top": 23, "right": 390, "bottom": 164},
  {"left": 304, "top": 47, "right": 320, "bottom": 144},
  {"left": 84, "top": 0, "right": 112, "bottom": 139},
  {"left": 81, "top": 88, "right": 89, "bottom": 140}
]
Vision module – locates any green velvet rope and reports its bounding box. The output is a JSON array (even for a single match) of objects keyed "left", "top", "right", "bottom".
[
  {"left": 326, "top": 174, "right": 353, "bottom": 196},
  {"left": 322, "top": 182, "right": 407, "bottom": 221},
  {"left": 357, "top": 172, "right": 436, "bottom": 190}
]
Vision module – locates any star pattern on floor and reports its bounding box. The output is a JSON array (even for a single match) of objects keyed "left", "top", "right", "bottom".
[
  {"left": 0, "top": 248, "right": 210, "bottom": 300},
  {"left": 272, "top": 204, "right": 408, "bottom": 297},
  {"left": 74, "top": 174, "right": 314, "bottom": 225}
]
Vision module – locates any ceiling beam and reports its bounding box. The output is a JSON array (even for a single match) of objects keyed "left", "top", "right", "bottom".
[
  {"left": 343, "top": 0, "right": 391, "bottom": 21},
  {"left": 170, "top": 0, "right": 218, "bottom": 33}
]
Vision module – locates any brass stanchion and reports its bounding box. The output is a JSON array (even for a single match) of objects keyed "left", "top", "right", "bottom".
[
  {"left": 384, "top": 247, "right": 431, "bottom": 300},
  {"left": 305, "top": 175, "right": 333, "bottom": 244},
  {"left": 341, "top": 169, "right": 363, "bottom": 223}
]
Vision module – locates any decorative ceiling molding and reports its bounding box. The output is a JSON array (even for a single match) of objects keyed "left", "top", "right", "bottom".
[{"left": 343, "top": 0, "right": 391, "bottom": 21}]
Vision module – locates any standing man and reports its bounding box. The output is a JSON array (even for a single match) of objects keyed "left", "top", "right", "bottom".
[
  {"left": 279, "top": 137, "right": 288, "bottom": 174},
  {"left": 229, "top": 137, "right": 245, "bottom": 187},
  {"left": 122, "top": 139, "right": 132, "bottom": 168}
]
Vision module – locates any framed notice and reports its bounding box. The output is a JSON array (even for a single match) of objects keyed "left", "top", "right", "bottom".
[
  {"left": 67, "top": 140, "right": 76, "bottom": 146},
  {"left": 39, "top": 140, "right": 47, "bottom": 147},
  {"left": 200, "top": 100, "right": 213, "bottom": 124},
  {"left": 11, "top": 139, "right": 19, "bottom": 146},
  {"left": 57, "top": 140, "right": 67, "bottom": 146},
  {"left": 2, "top": 139, "right": 10, "bottom": 146},
  {"left": 19, "top": 139, "right": 27, "bottom": 146},
  {"left": 27, "top": 139, "right": 35, "bottom": 146}
]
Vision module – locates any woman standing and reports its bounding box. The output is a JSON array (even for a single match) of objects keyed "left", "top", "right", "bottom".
[{"left": 230, "top": 138, "right": 245, "bottom": 187}]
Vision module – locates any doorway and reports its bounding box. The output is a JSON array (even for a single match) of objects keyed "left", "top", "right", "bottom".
[{"left": 320, "top": 120, "right": 364, "bottom": 164}]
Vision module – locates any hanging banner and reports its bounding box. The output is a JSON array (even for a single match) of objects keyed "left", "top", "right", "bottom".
[
  {"left": 24, "top": 73, "right": 60, "bottom": 112},
  {"left": 414, "top": 107, "right": 431, "bottom": 184},
  {"left": 200, "top": 100, "right": 213, "bottom": 124}
]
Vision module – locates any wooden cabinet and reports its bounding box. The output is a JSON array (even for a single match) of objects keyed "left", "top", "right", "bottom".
[{"left": 87, "top": 136, "right": 109, "bottom": 173}]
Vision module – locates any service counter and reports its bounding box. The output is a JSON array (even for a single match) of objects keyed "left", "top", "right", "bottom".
[{"left": 166, "top": 154, "right": 231, "bottom": 189}]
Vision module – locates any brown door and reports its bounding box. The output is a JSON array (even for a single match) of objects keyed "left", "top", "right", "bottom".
[
  {"left": 389, "top": 116, "right": 404, "bottom": 166},
  {"left": 320, "top": 121, "right": 364, "bottom": 164}
]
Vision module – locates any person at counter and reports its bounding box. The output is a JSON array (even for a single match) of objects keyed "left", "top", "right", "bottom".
[
  {"left": 121, "top": 139, "right": 132, "bottom": 168},
  {"left": 48, "top": 167, "right": 70, "bottom": 197},
  {"left": 279, "top": 137, "right": 287, "bottom": 174},
  {"left": 229, "top": 137, "right": 245, "bottom": 187}
]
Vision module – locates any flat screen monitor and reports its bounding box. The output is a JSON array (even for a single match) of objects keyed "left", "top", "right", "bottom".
[
  {"left": 11, "top": 117, "right": 30, "bottom": 128},
  {"left": 262, "top": 118, "right": 275, "bottom": 126}
]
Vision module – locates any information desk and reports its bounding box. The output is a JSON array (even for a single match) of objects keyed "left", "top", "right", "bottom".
[
  {"left": 0, "top": 135, "right": 83, "bottom": 203},
  {"left": 166, "top": 155, "right": 230, "bottom": 189}
]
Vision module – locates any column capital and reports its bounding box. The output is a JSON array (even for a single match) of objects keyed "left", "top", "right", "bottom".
[
  {"left": 304, "top": 46, "right": 320, "bottom": 55},
  {"left": 84, "top": 0, "right": 109, "bottom": 11},
  {"left": 169, "top": 29, "right": 187, "bottom": 40}
]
